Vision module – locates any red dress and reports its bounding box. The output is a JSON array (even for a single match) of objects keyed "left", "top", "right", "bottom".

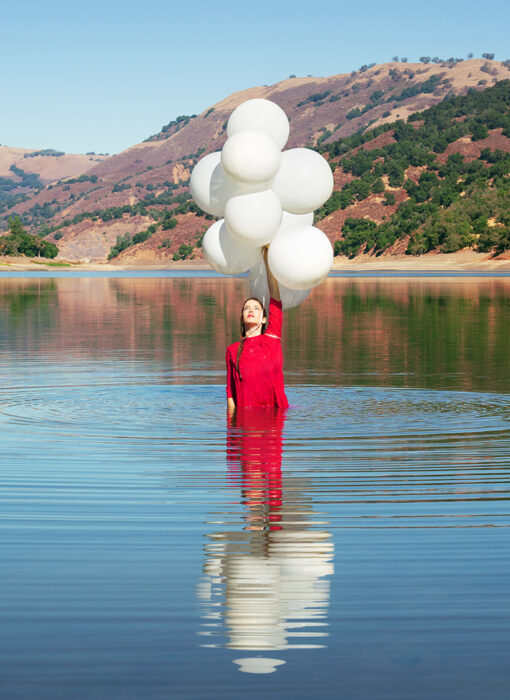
[{"left": 226, "top": 298, "right": 289, "bottom": 409}]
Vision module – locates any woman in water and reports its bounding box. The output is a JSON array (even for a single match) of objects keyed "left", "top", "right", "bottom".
[{"left": 226, "top": 248, "right": 288, "bottom": 411}]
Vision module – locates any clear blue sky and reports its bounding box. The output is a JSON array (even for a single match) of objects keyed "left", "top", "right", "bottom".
[{"left": 1, "top": 0, "right": 509, "bottom": 154}]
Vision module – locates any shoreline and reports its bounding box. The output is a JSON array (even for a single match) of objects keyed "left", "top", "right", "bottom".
[
  {"left": 330, "top": 250, "right": 510, "bottom": 271},
  {"left": 1, "top": 250, "right": 510, "bottom": 273}
]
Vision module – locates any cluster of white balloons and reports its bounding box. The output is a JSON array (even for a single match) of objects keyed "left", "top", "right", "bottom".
[{"left": 190, "top": 99, "right": 334, "bottom": 308}]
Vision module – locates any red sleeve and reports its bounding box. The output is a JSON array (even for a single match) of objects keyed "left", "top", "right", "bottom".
[
  {"left": 265, "top": 298, "right": 283, "bottom": 338},
  {"left": 226, "top": 348, "right": 233, "bottom": 399}
]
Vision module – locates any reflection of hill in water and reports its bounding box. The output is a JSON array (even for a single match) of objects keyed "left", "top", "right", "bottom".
[
  {"left": 197, "top": 409, "right": 334, "bottom": 671},
  {"left": 0, "top": 275, "right": 509, "bottom": 391}
]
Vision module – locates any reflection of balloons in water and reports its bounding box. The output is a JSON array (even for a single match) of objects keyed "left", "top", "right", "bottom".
[
  {"left": 226, "top": 556, "right": 285, "bottom": 650},
  {"left": 249, "top": 256, "right": 310, "bottom": 311},
  {"left": 199, "top": 532, "right": 334, "bottom": 659},
  {"left": 233, "top": 658, "right": 286, "bottom": 674},
  {"left": 202, "top": 220, "right": 261, "bottom": 275},
  {"left": 225, "top": 190, "right": 282, "bottom": 247},
  {"left": 272, "top": 148, "right": 334, "bottom": 214},
  {"left": 268, "top": 226, "right": 334, "bottom": 291},
  {"left": 227, "top": 98, "right": 290, "bottom": 150},
  {"left": 221, "top": 131, "right": 281, "bottom": 184}
]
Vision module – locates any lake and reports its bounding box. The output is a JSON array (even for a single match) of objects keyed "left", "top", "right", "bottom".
[{"left": 1, "top": 272, "right": 509, "bottom": 699}]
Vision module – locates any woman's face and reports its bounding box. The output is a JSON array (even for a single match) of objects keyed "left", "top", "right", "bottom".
[{"left": 242, "top": 299, "right": 266, "bottom": 331}]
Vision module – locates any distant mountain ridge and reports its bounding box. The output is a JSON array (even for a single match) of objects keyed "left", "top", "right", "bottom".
[
  {"left": 0, "top": 147, "right": 109, "bottom": 183},
  {"left": 1, "top": 59, "right": 510, "bottom": 263},
  {"left": 0, "top": 147, "right": 110, "bottom": 216}
]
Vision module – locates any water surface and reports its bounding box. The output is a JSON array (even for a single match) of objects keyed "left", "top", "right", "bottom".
[{"left": 1, "top": 274, "right": 509, "bottom": 699}]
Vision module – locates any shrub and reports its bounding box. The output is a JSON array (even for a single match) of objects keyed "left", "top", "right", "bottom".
[
  {"left": 172, "top": 243, "right": 193, "bottom": 260},
  {"left": 346, "top": 108, "right": 362, "bottom": 120},
  {"left": 107, "top": 233, "right": 132, "bottom": 260},
  {"left": 162, "top": 216, "right": 177, "bottom": 230},
  {"left": 132, "top": 230, "right": 151, "bottom": 245}
]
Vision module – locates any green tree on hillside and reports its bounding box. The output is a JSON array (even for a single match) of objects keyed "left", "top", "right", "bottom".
[
  {"left": 8, "top": 216, "right": 26, "bottom": 236},
  {"left": 0, "top": 216, "right": 58, "bottom": 258}
]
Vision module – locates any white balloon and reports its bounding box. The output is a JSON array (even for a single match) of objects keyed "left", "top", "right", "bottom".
[
  {"left": 227, "top": 99, "right": 290, "bottom": 150},
  {"left": 190, "top": 152, "right": 263, "bottom": 217},
  {"left": 268, "top": 226, "right": 333, "bottom": 291},
  {"left": 249, "top": 256, "right": 310, "bottom": 310},
  {"left": 190, "top": 152, "right": 223, "bottom": 216},
  {"left": 222, "top": 131, "right": 281, "bottom": 184},
  {"left": 272, "top": 149, "right": 334, "bottom": 215},
  {"left": 225, "top": 190, "right": 282, "bottom": 247},
  {"left": 280, "top": 210, "right": 314, "bottom": 231},
  {"left": 202, "top": 219, "right": 261, "bottom": 275}
]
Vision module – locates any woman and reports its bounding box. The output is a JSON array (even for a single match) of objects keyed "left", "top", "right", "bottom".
[{"left": 226, "top": 249, "right": 289, "bottom": 410}]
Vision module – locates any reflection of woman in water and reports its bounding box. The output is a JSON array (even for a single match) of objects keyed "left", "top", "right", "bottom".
[
  {"left": 227, "top": 408, "right": 285, "bottom": 532},
  {"left": 226, "top": 248, "right": 288, "bottom": 411},
  {"left": 198, "top": 407, "right": 334, "bottom": 663}
]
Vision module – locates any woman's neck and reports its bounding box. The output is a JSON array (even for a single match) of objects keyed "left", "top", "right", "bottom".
[{"left": 244, "top": 323, "right": 263, "bottom": 338}]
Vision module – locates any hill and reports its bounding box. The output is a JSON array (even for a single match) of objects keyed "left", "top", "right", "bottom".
[
  {"left": 318, "top": 80, "right": 510, "bottom": 257},
  {"left": 0, "top": 147, "right": 110, "bottom": 222},
  {"left": 1, "top": 58, "right": 510, "bottom": 263},
  {"left": 0, "top": 147, "right": 110, "bottom": 183}
]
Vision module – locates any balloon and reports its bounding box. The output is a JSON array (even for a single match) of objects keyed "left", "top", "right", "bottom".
[
  {"left": 191, "top": 100, "right": 333, "bottom": 295},
  {"left": 249, "top": 256, "right": 310, "bottom": 310},
  {"left": 202, "top": 220, "right": 261, "bottom": 275},
  {"left": 279, "top": 210, "right": 314, "bottom": 232},
  {"left": 227, "top": 99, "right": 290, "bottom": 150},
  {"left": 190, "top": 152, "right": 223, "bottom": 216},
  {"left": 190, "top": 152, "right": 263, "bottom": 218},
  {"left": 225, "top": 190, "right": 282, "bottom": 247},
  {"left": 268, "top": 226, "right": 333, "bottom": 290},
  {"left": 222, "top": 131, "right": 281, "bottom": 184},
  {"left": 272, "top": 149, "right": 334, "bottom": 214}
]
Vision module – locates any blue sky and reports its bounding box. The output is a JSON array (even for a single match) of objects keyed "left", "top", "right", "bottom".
[{"left": 1, "top": 0, "right": 509, "bottom": 154}]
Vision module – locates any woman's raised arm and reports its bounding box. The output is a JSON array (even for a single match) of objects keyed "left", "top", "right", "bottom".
[{"left": 263, "top": 246, "right": 280, "bottom": 302}]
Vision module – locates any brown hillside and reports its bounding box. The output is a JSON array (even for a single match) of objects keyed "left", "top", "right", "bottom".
[
  {"left": 437, "top": 128, "right": 510, "bottom": 163},
  {"left": 110, "top": 213, "right": 206, "bottom": 266},
  {"left": 0, "top": 146, "right": 109, "bottom": 183},
  {"left": 50, "top": 215, "right": 154, "bottom": 262},
  {"left": 2, "top": 59, "right": 509, "bottom": 264}
]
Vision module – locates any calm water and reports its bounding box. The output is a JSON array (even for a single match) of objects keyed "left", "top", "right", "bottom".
[{"left": 1, "top": 273, "right": 510, "bottom": 699}]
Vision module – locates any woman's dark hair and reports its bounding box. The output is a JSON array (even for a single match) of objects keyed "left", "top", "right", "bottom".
[{"left": 236, "top": 297, "right": 267, "bottom": 380}]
